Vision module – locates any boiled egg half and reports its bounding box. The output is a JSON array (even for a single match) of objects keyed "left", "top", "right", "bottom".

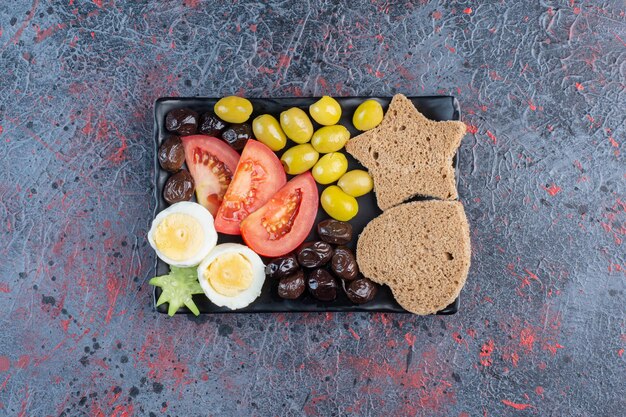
[
  {"left": 197, "top": 243, "right": 265, "bottom": 310},
  {"left": 148, "top": 202, "right": 217, "bottom": 267}
]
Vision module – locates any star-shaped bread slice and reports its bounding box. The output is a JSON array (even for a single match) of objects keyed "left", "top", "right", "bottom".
[{"left": 345, "top": 94, "right": 466, "bottom": 210}]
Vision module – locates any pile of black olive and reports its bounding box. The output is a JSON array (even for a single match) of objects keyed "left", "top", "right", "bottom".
[
  {"left": 266, "top": 219, "right": 379, "bottom": 304},
  {"left": 157, "top": 135, "right": 193, "bottom": 204},
  {"left": 165, "top": 107, "right": 252, "bottom": 150},
  {"left": 158, "top": 108, "right": 254, "bottom": 205}
]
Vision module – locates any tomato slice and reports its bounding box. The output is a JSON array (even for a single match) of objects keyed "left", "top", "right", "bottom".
[
  {"left": 181, "top": 135, "right": 240, "bottom": 217},
  {"left": 241, "top": 172, "right": 318, "bottom": 257},
  {"left": 215, "top": 140, "right": 286, "bottom": 235}
]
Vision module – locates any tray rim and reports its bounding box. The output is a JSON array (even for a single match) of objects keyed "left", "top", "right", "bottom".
[{"left": 151, "top": 95, "right": 462, "bottom": 315}]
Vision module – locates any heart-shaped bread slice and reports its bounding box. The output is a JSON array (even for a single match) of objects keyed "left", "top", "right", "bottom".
[
  {"left": 356, "top": 200, "right": 471, "bottom": 315},
  {"left": 345, "top": 94, "right": 466, "bottom": 211}
]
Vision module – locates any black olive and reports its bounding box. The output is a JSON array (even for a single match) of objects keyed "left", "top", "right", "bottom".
[
  {"left": 165, "top": 108, "right": 198, "bottom": 135},
  {"left": 221, "top": 123, "right": 252, "bottom": 151},
  {"left": 265, "top": 254, "right": 299, "bottom": 279},
  {"left": 317, "top": 219, "right": 352, "bottom": 245},
  {"left": 307, "top": 269, "right": 337, "bottom": 301},
  {"left": 158, "top": 135, "right": 185, "bottom": 172},
  {"left": 331, "top": 246, "right": 359, "bottom": 281},
  {"left": 163, "top": 170, "right": 195, "bottom": 204},
  {"left": 199, "top": 112, "right": 227, "bottom": 136},
  {"left": 345, "top": 278, "right": 378, "bottom": 304},
  {"left": 297, "top": 241, "right": 333, "bottom": 268},
  {"left": 277, "top": 270, "right": 305, "bottom": 300}
]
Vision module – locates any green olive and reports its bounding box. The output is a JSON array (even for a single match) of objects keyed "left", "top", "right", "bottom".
[
  {"left": 280, "top": 144, "right": 319, "bottom": 175},
  {"left": 309, "top": 96, "right": 342, "bottom": 126},
  {"left": 320, "top": 186, "right": 359, "bottom": 221},
  {"left": 312, "top": 153, "right": 348, "bottom": 185},
  {"left": 337, "top": 170, "right": 374, "bottom": 197},
  {"left": 280, "top": 107, "right": 314, "bottom": 143},
  {"left": 252, "top": 114, "right": 287, "bottom": 151},
  {"left": 214, "top": 96, "right": 253, "bottom": 123},
  {"left": 352, "top": 99, "right": 384, "bottom": 131},
  {"left": 310, "top": 125, "right": 350, "bottom": 153}
]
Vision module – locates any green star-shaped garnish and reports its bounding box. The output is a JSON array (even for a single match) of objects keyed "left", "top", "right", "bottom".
[{"left": 150, "top": 266, "right": 204, "bottom": 316}]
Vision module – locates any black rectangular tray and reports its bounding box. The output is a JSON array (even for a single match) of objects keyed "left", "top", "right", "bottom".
[{"left": 153, "top": 96, "right": 461, "bottom": 314}]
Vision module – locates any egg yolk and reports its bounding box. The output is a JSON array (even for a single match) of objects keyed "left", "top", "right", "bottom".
[
  {"left": 205, "top": 253, "right": 253, "bottom": 297},
  {"left": 153, "top": 213, "right": 204, "bottom": 261}
]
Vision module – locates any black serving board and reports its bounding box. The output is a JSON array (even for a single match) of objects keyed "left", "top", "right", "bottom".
[{"left": 153, "top": 96, "right": 461, "bottom": 315}]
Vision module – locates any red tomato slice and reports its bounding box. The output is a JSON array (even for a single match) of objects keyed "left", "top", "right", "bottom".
[
  {"left": 181, "top": 135, "right": 240, "bottom": 217},
  {"left": 241, "top": 172, "right": 318, "bottom": 257},
  {"left": 215, "top": 140, "right": 287, "bottom": 235}
]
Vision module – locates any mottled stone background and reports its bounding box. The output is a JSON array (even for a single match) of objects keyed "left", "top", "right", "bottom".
[{"left": 0, "top": 1, "right": 624, "bottom": 416}]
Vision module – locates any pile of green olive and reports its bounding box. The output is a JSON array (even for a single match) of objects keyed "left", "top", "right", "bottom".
[{"left": 217, "top": 95, "right": 383, "bottom": 222}]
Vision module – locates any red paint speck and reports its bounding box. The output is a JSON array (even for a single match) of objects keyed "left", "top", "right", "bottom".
[
  {"left": 60, "top": 319, "right": 70, "bottom": 332},
  {"left": 543, "top": 183, "right": 562, "bottom": 196},
  {"left": 573, "top": 6, "right": 581, "bottom": 14},
  {"left": 15, "top": 355, "right": 30, "bottom": 369},
  {"left": 608, "top": 137, "right": 619, "bottom": 148},
  {"left": 405, "top": 333, "right": 416, "bottom": 347},
  {"left": 35, "top": 23, "right": 67, "bottom": 43},
  {"left": 614, "top": 33, "right": 626, "bottom": 48},
  {"left": 0, "top": 125, "right": 3, "bottom": 135},
  {"left": 348, "top": 328, "right": 360, "bottom": 341},
  {"left": 618, "top": 349, "right": 624, "bottom": 357},
  {"left": 520, "top": 328, "right": 536, "bottom": 351},
  {"left": 0, "top": 357, "right": 9, "bottom": 372},
  {"left": 575, "top": 82, "right": 584, "bottom": 90},
  {"left": 544, "top": 342, "right": 565, "bottom": 355},
  {"left": 93, "top": 0, "right": 103, "bottom": 7},
  {"left": 249, "top": 24, "right": 257, "bottom": 32},
  {"left": 535, "top": 386, "right": 544, "bottom": 396},
  {"left": 0, "top": 283, "right": 9, "bottom": 293},
  {"left": 466, "top": 124, "right": 478, "bottom": 134},
  {"left": 487, "top": 130, "right": 497, "bottom": 144},
  {"left": 105, "top": 273, "right": 122, "bottom": 324},
  {"left": 110, "top": 404, "right": 134, "bottom": 417},
  {"left": 445, "top": 45, "right": 456, "bottom": 53},
  {"left": 318, "top": 77, "right": 329, "bottom": 92},
  {"left": 502, "top": 399, "right": 533, "bottom": 410},
  {"left": 489, "top": 70, "right": 503, "bottom": 81},
  {"left": 277, "top": 54, "right": 291, "bottom": 70},
  {"left": 463, "top": 7, "right": 472, "bottom": 14},
  {"left": 479, "top": 339, "right": 494, "bottom": 366},
  {"left": 528, "top": 100, "right": 537, "bottom": 111},
  {"left": 432, "top": 10, "right": 442, "bottom": 20},
  {"left": 509, "top": 351, "right": 520, "bottom": 367}
]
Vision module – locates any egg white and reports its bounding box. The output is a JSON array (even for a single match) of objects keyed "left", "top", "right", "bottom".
[
  {"left": 148, "top": 201, "right": 217, "bottom": 267},
  {"left": 197, "top": 243, "right": 265, "bottom": 310}
]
